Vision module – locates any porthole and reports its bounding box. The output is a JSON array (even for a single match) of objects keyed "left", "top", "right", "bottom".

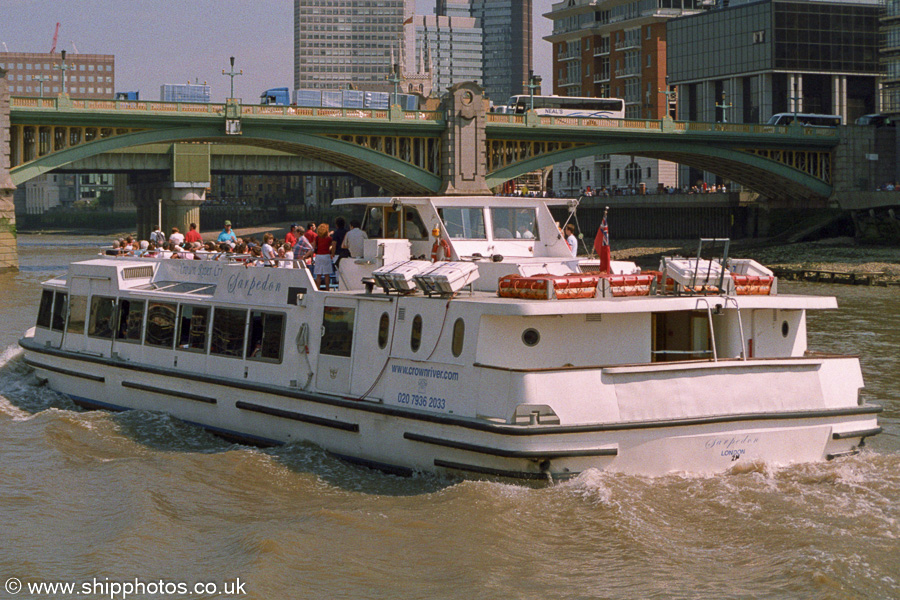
[
  {"left": 411, "top": 314, "right": 423, "bottom": 352},
  {"left": 781, "top": 321, "right": 789, "bottom": 338},
  {"left": 522, "top": 328, "right": 540, "bottom": 347},
  {"left": 378, "top": 312, "right": 390, "bottom": 349},
  {"left": 451, "top": 318, "right": 465, "bottom": 357}
]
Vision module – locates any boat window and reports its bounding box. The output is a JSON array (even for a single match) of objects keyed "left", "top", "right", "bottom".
[
  {"left": 177, "top": 304, "right": 210, "bottom": 352},
  {"left": 451, "top": 318, "right": 465, "bottom": 357},
  {"left": 411, "top": 314, "right": 423, "bottom": 352},
  {"left": 51, "top": 292, "right": 68, "bottom": 332},
  {"left": 145, "top": 302, "right": 177, "bottom": 348},
  {"left": 210, "top": 308, "right": 248, "bottom": 358},
  {"left": 36, "top": 290, "right": 54, "bottom": 329},
  {"left": 116, "top": 299, "right": 145, "bottom": 343},
  {"left": 66, "top": 295, "right": 87, "bottom": 335},
  {"left": 491, "top": 207, "right": 538, "bottom": 240},
  {"left": 438, "top": 207, "right": 486, "bottom": 239},
  {"left": 363, "top": 207, "right": 384, "bottom": 238},
  {"left": 378, "top": 312, "right": 390, "bottom": 349},
  {"left": 320, "top": 306, "right": 355, "bottom": 357},
  {"left": 652, "top": 311, "right": 712, "bottom": 362},
  {"left": 133, "top": 281, "right": 216, "bottom": 295},
  {"left": 88, "top": 296, "right": 117, "bottom": 339},
  {"left": 385, "top": 207, "right": 401, "bottom": 239},
  {"left": 247, "top": 311, "right": 285, "bottom": 362},
  {"left": 522, "top": 328, "right": 540, "bottom": 347},
  {"left": 402, "top": 207, "right": 428, "bottom": 240}
]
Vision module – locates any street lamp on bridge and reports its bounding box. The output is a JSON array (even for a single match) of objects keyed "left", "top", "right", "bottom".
[
  {"left": 387, "top": 62, "right": 401, "bottom": 107},
  {"left": 716, "top": 92, "right": 733, "bottom": 123},
  {"left": 222, "top": 56, "right": 243, "bottom": 100},
  {"left": 527, "top": 70, "right": 542, "bottom": 112},
  {"left": 32, "top": 74, "right": 50, "bottom": 97},
  {"left": 54, "top": 50, "right": 73, "bottom": 95}
]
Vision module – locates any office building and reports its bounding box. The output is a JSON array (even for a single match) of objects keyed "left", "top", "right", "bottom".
[
  {"left": 160, "top": 82, "right": 211, "bottom": 103},
  {"left": 668, "top": 0, "right": 882, "bottom": 124},
  {"left": 544, "top": 0, "right": 700, "bottom": 195},
  {"left": 294, "top": 0, "right": 414, "bottom": 91},
  {"left": 469, "top": 0, "right": 533, "bottom": 105},
  {"left": 403, "top": 14, "right": 483, "bottom": 95},
  {"left": 880, "top": 0, "right": 900, "bottom": 117},
  {"left": 0, "top": 51, "right": 114, "bottom": 99}
]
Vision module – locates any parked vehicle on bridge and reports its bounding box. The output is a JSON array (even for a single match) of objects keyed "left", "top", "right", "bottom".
[
  {"left": 260, "top": 87, "right": 291, "bottom": 105},
  {"left": 115, "top": 91, "right": 139, "bottom": 101},
  {"left": 855, "top": 113, "right": 894, "bottom": 127},
  {"left": 766, "top": 113, "right": 842, "bottom": 127},
  {"left": 506, "top": 95, "right": 625, "bottom": 119}
]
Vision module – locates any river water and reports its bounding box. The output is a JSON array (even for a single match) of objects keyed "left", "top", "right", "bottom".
[{"left": 0, "top": 235, "right": 897, "bottom": 600}]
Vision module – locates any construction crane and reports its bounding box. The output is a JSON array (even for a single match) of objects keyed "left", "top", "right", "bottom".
[{"left": 50, "top": 22, "right": 60, "bottom": 53}]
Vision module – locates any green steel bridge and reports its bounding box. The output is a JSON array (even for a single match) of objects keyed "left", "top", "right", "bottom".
[{"left": 8, "top": 94, "right": 839, "bottom": 202}]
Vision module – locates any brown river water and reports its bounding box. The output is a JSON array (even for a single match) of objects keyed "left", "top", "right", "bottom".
[{"left": 0, "top": 235, "right": 897, "bottom": 600}]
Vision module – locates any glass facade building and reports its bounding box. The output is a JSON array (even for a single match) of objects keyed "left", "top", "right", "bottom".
[
  {"left": 293, "top": 0, "right": 413, "bottom": 91},
  {"left": 883, "top": 0, "right": 900, "bottom": 116},
  {"left": 469, "top": 0, "right": 533, "bottom": 104},
  {"left": 667, "top": 0, "right": 882, "bottom": 124},
  {"left": 404, "top": 15, "right": 483, "bottom": 95},
  {"left": 160, "top": 83, "right": 211, "bottom": 103}
]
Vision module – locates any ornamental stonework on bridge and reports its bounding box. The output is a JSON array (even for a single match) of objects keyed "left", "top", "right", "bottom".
[{"left": 0, "top": 67, "right": 18, "bottom": 272}]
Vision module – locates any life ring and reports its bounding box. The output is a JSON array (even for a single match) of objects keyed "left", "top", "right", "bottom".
[{"left": 431, "top": 238, "right": 451, "bottom": 262}]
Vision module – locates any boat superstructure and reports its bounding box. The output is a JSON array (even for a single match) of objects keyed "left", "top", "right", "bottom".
[{"left": 19, "top": 196, "right": 881, "bottom": 480}]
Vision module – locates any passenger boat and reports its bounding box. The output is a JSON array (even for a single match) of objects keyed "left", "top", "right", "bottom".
[{"left": 19, "top": 195, "right": 882, "bottom": 481}]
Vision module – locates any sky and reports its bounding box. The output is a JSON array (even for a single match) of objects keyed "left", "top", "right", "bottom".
[{"left": 1, "top": 0, "right": 555, "bottom": 102}]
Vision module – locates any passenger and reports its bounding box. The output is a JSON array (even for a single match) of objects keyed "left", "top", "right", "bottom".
[
  {"left": 332, "top": 217, "right": 349, "bottom": 266},
  {"left": 565, "top": 224, "right": 578, "bottom": 257},
  {"left": 144, "top": 241, "right": 158, "bottom": 257},
  {"left": 304, "top": 222, "right": 318, "bottom": 246},
  {"left": 293, "top": 226, "right": 314, "bottom": 267},
  {"left": 280, "top": 243, "right": 294, "bottom": 268},
  {"left": 285, "top": 224, "right": 299, "bottom": 248},
  {"left": 261, "top": 233, "right": 277, "bottom": 266},
  {"left": 149, "top": 226, "right": 165, "bottom": 247},
  {"left": 341, "top": 219, "right": 367, "bottom": 258},
  {"left": 169, "top": 227, "right": 185, "bottom": 247},
  {"left": 185, "top": 222, "right": 203, "bottom": 245},
  {"left": 217, "top": 221, "right": 237, "bottom": 245},
  {"left": 313, "top": 223, "right": 335, "bottom": 290}
]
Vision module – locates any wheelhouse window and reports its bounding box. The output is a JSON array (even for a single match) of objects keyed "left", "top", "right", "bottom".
[
  {"left": 116, "top": 299, "right": 145, "bottom": 343},
  {"left": 490, "top": 207, "right": 539, "bottom": 240},
  {"left": 177, "top": 305, "right": 210, "bottom": 352},
  {"left": 210, "top": 308, "right": 247, "bottom": 358},
  {"left": 438, "top": 207, "right": 486, "bottom": 239},
  {"left": 320, "top": 306, "right": 355, "bottom": 358},
  {"left": 36, "top": 290, "right": 54, "bottom": 328},
  {"left": 51, "top": 292, "right": 68, "bottom": 332},
  {"left": 246, "top": 311, "right": 285, "bottom": 362},
  {"left": 88, "top": 296, "right": 117, "bottom": 339},
  {"left": 145, "top": 301, "right": 177, "bottom": 348},
  {"left": 402, "top": 207, "right": 428, "bottom": 240},
  {"left": 67, "top": 295, "right": 87, "bottom": 335}
]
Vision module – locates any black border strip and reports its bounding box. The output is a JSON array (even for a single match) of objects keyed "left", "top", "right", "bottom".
[
  {"left": 832, "top": 427, "right": 882, "bottom": 440},
  {"left": 434, "top": 459, "right": 549, "bottom": 480},
  {"left": 826, "top": 449, "right": 861, "bottom": 461},
  {"left": 20, "top": 340, "right": 883, "bottom": 437},
  {"left": 235, "top": 400, "right": 359, "bottom": 433},
  {"left": 23, "top": 357, "right": 105, "bottom": 382},
  {"left": 405, "top": 432, "right": 617, "bottom": 459},
  {"left": 122, "top": 381, "right": 217, "bottom": 404}
]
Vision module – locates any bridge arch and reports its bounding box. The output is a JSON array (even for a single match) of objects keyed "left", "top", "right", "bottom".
[
  {"left": 486, "top": 140, "right": 832, "bottom": 201},
  {"left": 10, "top": 125, "right": 442, "bottom": 194}
]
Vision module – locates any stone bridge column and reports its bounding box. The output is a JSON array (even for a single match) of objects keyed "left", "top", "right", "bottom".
[
  {"left": 0, "top": 67, "right": 18, "bottom": 271},
  {"left": 440, "top": 82, "right": 491, "bottom": 195}
]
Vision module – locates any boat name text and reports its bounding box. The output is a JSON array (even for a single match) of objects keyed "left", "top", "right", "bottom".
[{"left": 227, "top": 273, "right": 283, "bottom": 297}]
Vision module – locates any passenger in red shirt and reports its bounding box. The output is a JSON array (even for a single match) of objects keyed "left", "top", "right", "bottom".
[
  {"left": 304, "top": 221, "right": 318, "bottom": 246},
  {"left": 312, "top": 223, "right": 335, "bottom": 290},
  {"left": 184, "top": 223, "right": 203, "bottom": 245},
  {"left": 285, "top": 224, "right": 298, "bottom": 249}
]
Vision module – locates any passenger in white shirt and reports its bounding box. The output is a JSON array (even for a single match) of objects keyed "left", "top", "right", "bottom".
[
  {"left": 342, "top": 219, "right": 368, "bottom": 258},
  {"left": 168, "top": 227, "right": 185, "bottom": 247}
]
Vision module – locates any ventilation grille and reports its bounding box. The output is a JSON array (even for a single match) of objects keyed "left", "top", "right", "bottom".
[
  {"left": 122, "top": 266, "right": 154, "bottom": 280},
  {"left": 585, "top": 314, "right": 603, "bottom": 322},
  {"left": 398, "top": 307, "right": 406, "bottom": 321}
]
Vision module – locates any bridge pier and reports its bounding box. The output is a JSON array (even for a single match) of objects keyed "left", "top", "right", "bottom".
[
  {"left": 0, "top": 67, "right": 18, "bottom": 271},
  {"left": 131, "top": 179, "right": 206, "bottom": 242},
  {"left": 440, "top": 82, "right": 491, "bottom": 196}
]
